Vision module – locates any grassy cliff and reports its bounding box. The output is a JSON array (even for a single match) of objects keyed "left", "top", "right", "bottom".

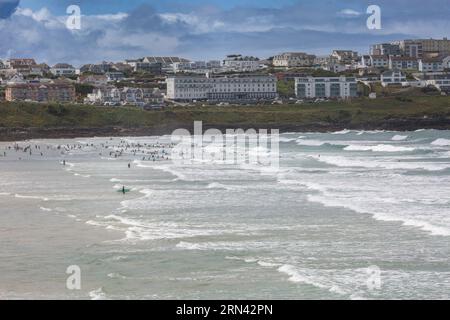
[{"left": 1, "top": 96, "right": 450, "bottom": 140}]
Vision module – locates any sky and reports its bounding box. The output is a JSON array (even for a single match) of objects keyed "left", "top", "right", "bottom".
[{"left": 0, "top": 0, "right": 449, "bottom": 66}]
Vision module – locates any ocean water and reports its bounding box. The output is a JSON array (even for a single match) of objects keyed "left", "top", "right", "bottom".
[{"left": 0, "top": 129, "right": 449, "bottom": 300}]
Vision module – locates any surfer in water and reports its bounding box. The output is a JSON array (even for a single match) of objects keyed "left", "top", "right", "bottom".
[{"left": 122, "top": 186, "right": 126, "bottom": 194}]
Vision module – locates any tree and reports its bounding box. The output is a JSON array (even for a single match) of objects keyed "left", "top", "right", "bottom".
[{"left": 277, "top": 80, "right": 295, "bottom": 97}]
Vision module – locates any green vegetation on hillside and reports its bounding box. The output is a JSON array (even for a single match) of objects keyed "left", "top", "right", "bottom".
[
  {"left": 1, "top": 96, "right": 450, "bottom": 132},
  {"left": 277, "top": 80, "right": 295, "bottom": 97}
]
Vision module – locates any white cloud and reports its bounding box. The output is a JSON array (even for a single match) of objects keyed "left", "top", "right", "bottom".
[
  {"left": 1, "top": 2, "right": 447, "bottom": 65},
  {"left": 338, "top": 9, "right": 362, "bottom": 17}
]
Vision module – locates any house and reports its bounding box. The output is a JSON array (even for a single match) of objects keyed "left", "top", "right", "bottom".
[
  {"left": 80, "top": 62, "right": 113, "bottom": 74},
  {"left": 6, "top": 74, "right": 26, "bottom": 85},
  {"left": 381, "top": 69, "right": 407, "bottom": 87},
  {"left": 124, "top": 59, "right": 162, "bottom": 74},
  {"left": 388, "top": 56, "right": 419, "bottom": 70},
  {"left": 295, "top": 76, "right": 358, "bottom": 99},
  {"left": 7, "top": 58, "right": 42, "bottom": 76},
  {"left": 423, "top": 74, "right": 450, "bottom": 93},
  {"left": 106, "top": 72, "right": 125, "bottom": 82},
  {"left": 272, "top": 52, "right": 316, "bottom": 68},
  {"left": 142, "top": 88, "right": 165, "bottom": 107},
  {"left": 370, "top": 55, "right": 389, "bottom": 68},
  {"left": 141, "top": 56, "right": 190, "bottom": 73},
  {"left": 165, "top": 74, "right": 278, "bottom": 101},
  {"left": 51, "top": 63, "right": 76, "bottom": 76},
  {"left": 78, "top": 74, "right": 108, "bottom": 86},
  {"left": 5, "top": 82, "right": 76, "bottom": 102},
  {"left": 324, "top": 63, "right": 348, "bottom": 73},
  {"left": 222, "top": 55, "right": 261, "bottom": 72},
  {"left": 86, "top": 86, "right": 121, "bottom": 105},
  {"left": 418, "top": 55, "right": 450, "bottom": 72},
  {"left": 86, "top": 86, "right": 165, "bottom": 107},
  {"left": 8, "top": 58, "right": 36, "bottom": 69},
  {"left": 331, "top": 50, "right": 359, "bottom": 64}
]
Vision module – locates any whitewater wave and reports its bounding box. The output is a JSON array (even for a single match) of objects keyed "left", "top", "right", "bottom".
[
  {"left": 206, "top": 182, "right": 238, "bottom": 191},
  {"left": 431, "top": 138, "right": 450, "bottom": 146},
  {"left": 176, "top": 241, "right": 277, "bottom": 251},
  {"left": 307, "top": 194, "right": 450, "bottom": 236},
  {"left": 135, "top": 161, "right": 189, "bottom": 181},
  {"left": 392, "top": 135, "right": 408, "bottom": 141},
  {"left": 14, "top": 194, "right": 49, "bottom": 201},
  {"left": 331, "top": 129, "right": 351, "bottom": 135},
  {"left": 89, "top": 288, "right": 108, "bottom": 300},
  {"left": 277, "top": 265, "right": 349, "bottom": 297},
  {"left": 343, "top": 144, "right": 416, "bottom": 152},
  {"left": 296, "top": 139, "right": 326, "bottom": 146},
  {"left": 311, "top": 155, "right": 450, "bottom": 171},
  {"left": 73, "top": 173, "right": 91, "bottom": 178},
  {"left": 278, "top": 137, "right": 297, "bottom": 143}
]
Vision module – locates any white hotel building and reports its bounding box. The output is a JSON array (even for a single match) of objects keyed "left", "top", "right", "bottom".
[
  {"left": 295, "top": 76, "right": 358, "bottom": 99},
  {"left": 166, "top": 75, "right": 278, "bottom": 101}
]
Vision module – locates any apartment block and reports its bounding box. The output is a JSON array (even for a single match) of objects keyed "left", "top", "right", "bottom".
[
  {"left": 5, "top": 82, "right": 76, "bottom": 102},
  {"left": 369, "top": 55, "right": 389, "bottom": 68},
  {"left": 418, "top": 56, "right": 449, "bottom": 72},
  {"left": 295, "top": 76, "right": 358, "bottom": 99},
  {"left": 223, "top": 55, "right": 261, "bottom": 72},
  {"left": 273, "top": 52, "right": 316, "bottom": 68},
  {"left": 166, "top": 75, "right": 278, "bottom": 101},
  {"left": 370, "top": 43, "right": 401, "bottom": 56},
  {"left": 388, "top": 56, "right": 419, "bottom": 70}
]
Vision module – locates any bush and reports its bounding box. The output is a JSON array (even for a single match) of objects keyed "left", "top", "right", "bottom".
[{"left": 46, "top": 104, "right": 68, "bottom": 116}]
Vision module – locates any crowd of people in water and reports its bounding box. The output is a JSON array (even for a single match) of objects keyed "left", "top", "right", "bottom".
[
  {"left": 0, "top": 139, "right": 176, "bottom": 162},
  {"left": 1, "top": 139, "right": 178, "bottom": 195}
]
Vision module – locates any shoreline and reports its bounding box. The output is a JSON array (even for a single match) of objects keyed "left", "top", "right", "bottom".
[{"left": 1, "top": 118, "right": 450, "bottom": 141}]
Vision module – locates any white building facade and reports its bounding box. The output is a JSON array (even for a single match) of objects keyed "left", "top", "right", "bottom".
[
  {"left": 418, "top": 57, "right": 449, "bottom": 72},
  {"left": 381, "top": 70, "right": 407, "bottom": 87},
  {"left": 369, "top": 55, "right": 389, "bottom": 68},
  {"left": 50, "top": 63, "right": 76, "bottom": 76},
  {"left": 295, "top": 76, "right": 358, "bottom": 99},
  {"left": 166, "top": 75, "right": 278, "bottom": 101},
  {"left": 389, "top": 57, "right": 419, "bottom": 70},
  {"left": 273, "top": 52, "right": 316, "bottom": 68},
  {"left": 222, "top": 55, "right": 261, "bottom": 72}
]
